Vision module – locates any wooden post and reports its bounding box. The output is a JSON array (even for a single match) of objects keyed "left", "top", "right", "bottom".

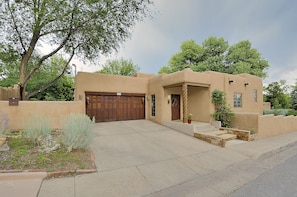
[{"left": 182, "top": 83, "right": 188, "bottom": 123}]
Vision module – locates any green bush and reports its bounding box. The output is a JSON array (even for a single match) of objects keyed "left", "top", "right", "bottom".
[
  {"left": 263, "top": 109, "right": 289, "bottom": 116},
  {"left": 62, "top": 114, "right": 95, "bottom": 152},
  {"left": 288, "top": 110, "right": 297, "bottom": 116},
  {"left": 24, "top": 113, "right": 51, "bottom": 142},
  {"left": 211, "top": 90, "right": 234, "bottom": 127}
]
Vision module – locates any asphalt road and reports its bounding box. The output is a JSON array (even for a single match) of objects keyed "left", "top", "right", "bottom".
[{"left": 229, "top": 152, "right": 297, "bottom": 197}]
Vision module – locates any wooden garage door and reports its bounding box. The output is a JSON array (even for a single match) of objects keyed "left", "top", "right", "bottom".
[{"left": 85, "top": 92, "right": 145, "bottom": 122}]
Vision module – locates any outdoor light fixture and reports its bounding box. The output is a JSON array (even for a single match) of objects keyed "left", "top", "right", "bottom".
[
  {"left": 167, "top": 95, "right": 171, "bottom": 104},
  {"left": 229, "top": 79, "right": 234, "bottom": 83},
  {"left": 244, "top": 82, "right": 250, "bottom": 86}
]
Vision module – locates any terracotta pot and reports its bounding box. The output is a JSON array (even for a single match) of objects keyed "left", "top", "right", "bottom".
[{"left": 188, "top": 120, "right": 192, "bottom": 124}]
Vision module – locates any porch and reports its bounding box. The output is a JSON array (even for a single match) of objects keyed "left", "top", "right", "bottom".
[{"left": 163, "top": 121, "right": 252, "bottom": 147}]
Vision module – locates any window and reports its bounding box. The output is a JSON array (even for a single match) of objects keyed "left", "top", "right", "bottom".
[
  {"left": 254, "top": 89, "right": 257, "bottom": 102},
  {"left": 151, "top": 95, "right": 156, "bottom": 116},
  {"left": 234, "top": 93, "right": 242, "bottom": 108}
]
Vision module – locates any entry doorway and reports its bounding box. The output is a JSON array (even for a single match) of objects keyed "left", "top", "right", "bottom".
[{"left": 171, "top": 94, "right": 180, "bottom": 120}]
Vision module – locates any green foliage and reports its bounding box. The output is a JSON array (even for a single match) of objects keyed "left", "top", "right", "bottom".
[
  {"left": 30, "top": 76, "right": 74, "bottom": 101},
  {"left": 263, "top": 109, "right": 297, "bottom": 116},
  {"left": 0, "top": 111, "right": 9, "bottom": 135},
  {"left": 264, "top": 80, "right": 291, "bottom": 109},
  {"left": 0, "top": 0, "right": 152, "bottom": 99},
  {"left": 96, "top": 58, "right": 140, "bottom": 76},
  {"left": 291, "top": 81, "right": 297, "bottom": 110},
  {"left": 24, "top": 114, "right": 52, "bottom": 142},
  {"left": 62, "top": 114, "right": 95, "bottom": 152},
  {"left": 288, "top": 110, "right": 297, "bottom": 116},
  {"left": 159, "top": 36, "right": 269, "bottom": 78},
  {"left": 211, "top": 90, "right": 235, "bottom": 127},
  {"left": 263, "top": 109, "right": 289, "bottom": 116},
  {"left": 0, "top": 47, "right": 75, "bottom": 100}
]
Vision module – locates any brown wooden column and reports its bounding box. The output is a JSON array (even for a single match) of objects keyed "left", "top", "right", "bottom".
[{"left": 182, "top": 83, "right": 188, "bottom": 123}]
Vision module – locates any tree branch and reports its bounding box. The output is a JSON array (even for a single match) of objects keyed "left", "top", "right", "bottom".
[
  {"left": 25, "top": 51, "right": 75, "bottom": 100},
  {"left": 6, "top": 1, "right": 26, "bottom": 53}
]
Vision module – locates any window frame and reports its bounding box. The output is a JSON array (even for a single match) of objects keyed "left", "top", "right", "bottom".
[
  {"left": 253, "top": 89, "right": 258, "bottom": 103},
  {"left": 151, "top": 94, "right": 156, "bottom": 116},
  {"left": 233, "top": 93, "right": 242, "bottom": 108}
]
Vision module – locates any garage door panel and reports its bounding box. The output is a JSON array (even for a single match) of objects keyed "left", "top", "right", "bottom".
[{"left": 86, "top": 93, "right": 145, "bottom": 122}]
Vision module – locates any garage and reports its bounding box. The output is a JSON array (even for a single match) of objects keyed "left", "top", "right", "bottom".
[{"left": 85, "top": 92, "right": 145, "bottom": 122}]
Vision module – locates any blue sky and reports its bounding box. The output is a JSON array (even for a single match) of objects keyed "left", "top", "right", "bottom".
[{"left": 79, "top": 0, "right": 297, "bottom": 85}]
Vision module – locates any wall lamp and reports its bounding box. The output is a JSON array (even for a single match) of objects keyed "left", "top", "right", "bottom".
[
  {"left": 167, "top": 95, "right": 171, "bottom": 104},
  {"left": 228, "top": 79, "right": 234, "bottom": 83},
  {"left": 244, "top": 82, "right": 250, "bottom": 86}
]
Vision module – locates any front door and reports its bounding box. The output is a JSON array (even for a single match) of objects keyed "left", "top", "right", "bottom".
[{"left": 171, "top": 94, "right": 180, "bottom": 120}]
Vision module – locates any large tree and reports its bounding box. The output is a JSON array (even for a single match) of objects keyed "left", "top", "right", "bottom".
[
  {"left": 291, "top": 80, "right": 297, "bottom": 110},
  {"left": 0, "top": 45, "right": 75, "bottom": 100},
  {"left": 96, "top": 58, "right": 140, "bottom": 76},
  {"left": 264, "top": 80, "right": 291, "bottom": 109},
  {"left": 159, "top": 36, "right": 269, "bottom": 78},
  {"left": 0, "top": 0, "right": 152, "bottom": 100}
]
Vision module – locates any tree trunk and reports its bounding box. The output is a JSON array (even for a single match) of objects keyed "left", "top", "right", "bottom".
[{"left": 19, "top": 54, "right": 30, "bottom": 100}]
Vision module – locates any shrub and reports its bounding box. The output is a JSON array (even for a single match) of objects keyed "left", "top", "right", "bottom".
[
  {"left": 288, "top": 110, "right": 297, "bottom": 116},
  {"left": 24, "top": 113, "right": 52, "bottom": 142},
  {"left": 211, "top": 90, "right": 234, "bottom": 127},
  {"left": 263, "top": 109, "right": 289, "bottom": 116},
  {"left": 0, "top": 111, "right": 9, "bottom": 135},
  {"left": 62, "top": 114, "right": 95, "bottom": 152}
]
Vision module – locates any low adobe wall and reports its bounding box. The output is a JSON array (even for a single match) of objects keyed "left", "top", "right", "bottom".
[
  {"left": 258, "top": 114, "right": 297, "bottom": 138},
  {"left": 232, "top": 113, "right": 259, "bottom": 133},
  {"left": 0, "top": 85, "right": 20, "bottom": 100},
  {"left": 232, "top": 113, "right": 297, "bottom": 139},
  {"left": 0, "top": 101, "right": 84, "bottom": 131}
]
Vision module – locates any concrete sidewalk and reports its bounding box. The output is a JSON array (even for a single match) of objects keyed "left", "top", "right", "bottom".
[{"left": 1, "top": 120, "right": 297, "bottom": 197}]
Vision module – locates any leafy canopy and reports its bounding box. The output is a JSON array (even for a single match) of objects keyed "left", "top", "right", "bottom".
[
  {"left": 159, "top": 36, "right": 269, "bottom": 78},
  {"left": 291, "top": 80, "right": 297, "bottom": 110},
  {"left": 264, "top": 80, "right": 291, "bottom": 109},
  {"left": 0, "top": 0, "right": 152, "bottom": 99},
  {"left": 96, "top": 58, "right": 140, "bottom": 76},
  {"left": 0, "top": 45, "right": 74, "bottom": 101}
]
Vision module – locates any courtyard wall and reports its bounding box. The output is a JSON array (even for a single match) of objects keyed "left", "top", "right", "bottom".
[
  {"left": 0, "top": 101, "right": 84, "bottom": 131},
  {"left": 232, "top": 112, "right": 297, "bottom": 139}
]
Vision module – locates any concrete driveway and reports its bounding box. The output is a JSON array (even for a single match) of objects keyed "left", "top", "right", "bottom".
[{"left": 39, "top": 120, "right": 249, "bottom": 197}]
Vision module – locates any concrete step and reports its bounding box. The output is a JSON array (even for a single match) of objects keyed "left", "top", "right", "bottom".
[
  {"left": 218, "top": 133, "right": 237, "bottom": 141},
  {"left": 208, "top": 130, "right": 227, "bottom": 135},
  {"left": 194, "top": 125, "right": 217, "bottom": 133}
]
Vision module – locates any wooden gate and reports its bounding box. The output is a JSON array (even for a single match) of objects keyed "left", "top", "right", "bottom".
[{"left": 85, "top": 92, "right": 145, "bottom": 122}]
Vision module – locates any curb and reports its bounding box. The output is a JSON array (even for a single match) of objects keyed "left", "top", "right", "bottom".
[{"left": 253, "top": 139, "right": 297, "bottom": 160}]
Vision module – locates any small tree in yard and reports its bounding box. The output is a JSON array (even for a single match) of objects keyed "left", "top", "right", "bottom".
[
  {"left": 0, "top": 0, "right": 153, "bottom": 100},
  {"left": 211, "top": 90, "right": 234, "bottom": 127}
]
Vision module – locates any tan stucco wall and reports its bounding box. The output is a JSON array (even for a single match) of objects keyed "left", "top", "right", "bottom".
[
  {"left": 74, "top": 70, "right": 263, "bottom": 125},
  {"left": 75, "top": 72, "right": 149, "bottom": 101},
  {"left": 163, "top": 86, "right": 183, "bottom": 122},
  {"left": 188, "top": 86, "right": 210, "bottom": 122},
  {"left": 147, "top": 75, "right": 164, "bottom": 123},
  {"left": 0, "top": 101, "right": 84, "bottom": 131},
  {"left": 258, "top": 115, "right": 297, "bottom": 138},
  {"left": 0, "top": 85, "right": 20, "bottom": 100},
  {"left": 232, "top": 112, "right": 260, "bottom": 132}
]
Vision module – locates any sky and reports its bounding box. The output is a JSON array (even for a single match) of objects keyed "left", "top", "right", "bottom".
[{"left": 74, "top": 0, "right": 297, "bottom": 85}]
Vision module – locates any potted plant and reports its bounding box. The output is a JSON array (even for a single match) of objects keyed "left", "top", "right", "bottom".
[{"left": 187, "top": 113, "right": 192, "bottom": 124}]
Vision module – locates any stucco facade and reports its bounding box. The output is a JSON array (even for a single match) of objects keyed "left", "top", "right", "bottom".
[{"left": 75, "top": 69, "right": 263, "bottom": 124}]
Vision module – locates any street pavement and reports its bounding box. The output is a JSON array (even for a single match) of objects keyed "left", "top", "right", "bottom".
[
  {"left": 229, "top": 151, "right": 297, "bottom": 197},
  {"left": 1, "top": 120, "right": 297, "bottom": 197}
]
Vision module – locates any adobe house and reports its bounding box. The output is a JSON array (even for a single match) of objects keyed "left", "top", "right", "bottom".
[{"left": 74, "top": 68, "right": 263, "bottom": 125}]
